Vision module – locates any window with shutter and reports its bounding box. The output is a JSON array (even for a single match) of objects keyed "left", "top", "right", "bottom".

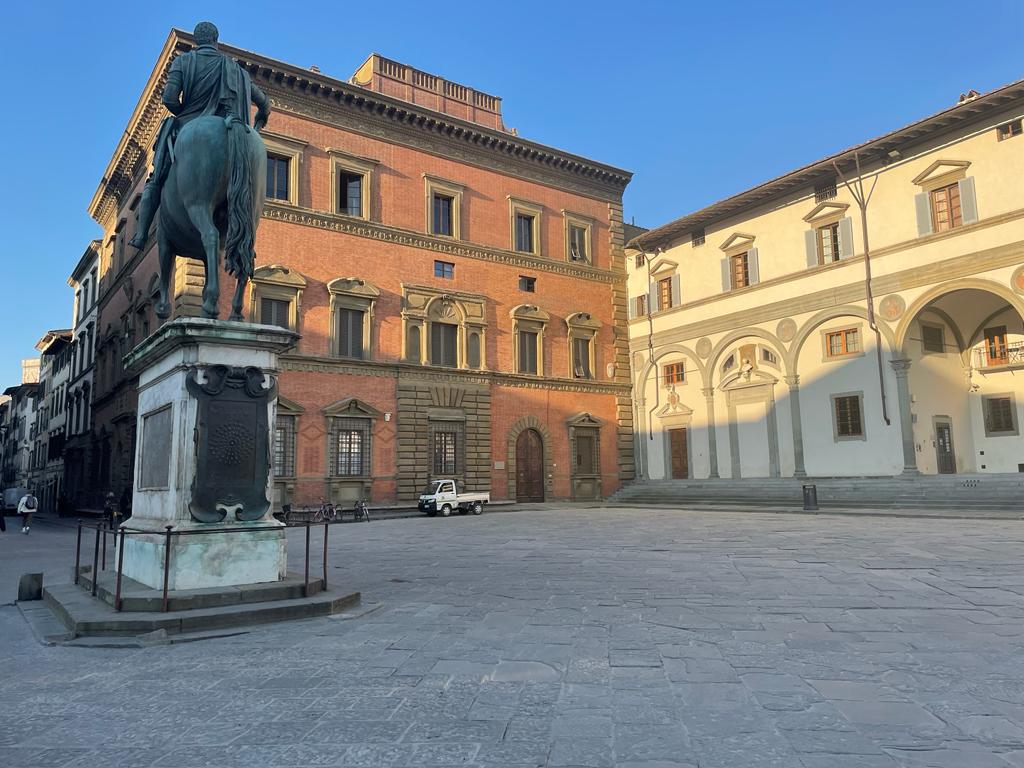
[
  {"left": 663, "top": 362, "right": 685, "bottom": 385},
  {"left": 635, "top": 295, "right": 648, "bottom": 317},
  {"left": 921, "top": 324, "right": 945, "bottom": 354},
  {"left": 518, "top": 330, "right": 538, "bottom": 374},
  {"left": 984, "top": 326, "right": 1008, "bottom": 366},
  {"left": 432, "top": 193, "right": 454, "bottom": 236},
  {"left": 515, "top": 213, "right": 535, "bottom": 253},
  {"left": 569, "top": 225, "right": 588, "bottom": 262},
  {"left": 336, "top": 308, "right": 364, "bottom": 359},
  {"left": 338, "top": 171, "right": 363, "bottom": 217},
  {"left": 930, "top": 182, "right": 963, "bottom": 232},
  {"left": 260, "top": 297, "right": 291, "bottom": 330},
  {"left": 730, "top": 252, "right": 749, "bottom": 288},
  {"left": 833, "top": 395, "right": 864, "bottom": 439},
  {"left": 572, "top": 337, "right": 592, "bottom": 379},
  {"left": 266, "top": 154, "right": 290, "bottom": 201},
  {"left": 430, "top": 323, "right": 458, "bottom": 367},
  {"left": 817, "top": 222, "right": 841, "bottom": 263},
  {"left": 658, "top": 277, "right": 673, "bottom": 310},
  {"left": 984, "top": 396, "right": 1016, "bottom": 435}
]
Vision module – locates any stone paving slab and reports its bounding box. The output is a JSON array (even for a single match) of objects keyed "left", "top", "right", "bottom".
[{"left": 2, "top": 507, "right": 1024, "bottom": 766}]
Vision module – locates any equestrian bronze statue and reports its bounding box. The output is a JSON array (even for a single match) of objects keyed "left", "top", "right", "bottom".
[{"left": 130, "top": 21, "right": 271, "bottom": 321}]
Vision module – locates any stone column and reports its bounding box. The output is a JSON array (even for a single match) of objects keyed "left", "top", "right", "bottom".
[
  {"left": 702, "top": 386, "right": 720, "bottom": 478},
  {"left": 784, "top": 375, "right": 807, "bottom": 477},
  {"left": 890, "top": 358, "right": 920, "bottom": 475}
]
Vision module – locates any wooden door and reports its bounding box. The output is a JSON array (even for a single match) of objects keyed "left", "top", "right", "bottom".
[
  {"left": 669, "top": 428, "right": 689, "bottom": 479},
  {"left": 985, "top": 326, "right": 1008, "bottom": 366},
  {"left": 935, "top": 421, "right": 956, "bottom": 474},
  {"left": 515, "top": 429, "right": 544, "bottom": 502}
]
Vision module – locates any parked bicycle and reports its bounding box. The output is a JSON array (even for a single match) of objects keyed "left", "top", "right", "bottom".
[
  {"left": 353, "top": 499, "right": 370, "bottom": 522},
  {"left": 312, "top": 498, "right": 337, "bottom": 523}
]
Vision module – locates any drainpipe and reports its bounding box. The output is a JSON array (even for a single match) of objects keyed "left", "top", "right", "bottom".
[{"left": 644, "top": 248, "right": 664, "bottom": 441}]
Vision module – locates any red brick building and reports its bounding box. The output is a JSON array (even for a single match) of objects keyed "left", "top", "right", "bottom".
[{"left": 88, "top": 30, "right": 634, "bottom": 507}]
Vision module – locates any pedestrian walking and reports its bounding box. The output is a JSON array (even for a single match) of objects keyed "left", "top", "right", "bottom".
[
  {"left": 0, "top": 504, "right": 6, "bottom": 533},
  {"left": 18, "top": 491, "right": 38, "bottom": 534}
]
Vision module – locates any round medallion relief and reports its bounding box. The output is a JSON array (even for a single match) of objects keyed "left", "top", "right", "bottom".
[
  {"left": 1012, "top": 266, "right": 1024, "bottom": 296},
  {"left": 776, "top": 318, "right": 797, "bottom": 343},
  {"left": 696, "top": 337, "right": 712, "bottom": 359},
  {"left": 879, "top": 294, "right": 906, "bottom": 322}
]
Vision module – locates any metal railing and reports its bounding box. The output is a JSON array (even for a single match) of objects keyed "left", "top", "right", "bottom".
[
  {"left": 73, "top": 518, "right": 331, "bottom": 613},
  {"left": 974, "top": 341, "right": 1024, "bottom": 370}
]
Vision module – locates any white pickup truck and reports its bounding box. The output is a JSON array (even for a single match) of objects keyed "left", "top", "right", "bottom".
[{"left": 418, "top": 480, "right": 489, "bottom": 517}]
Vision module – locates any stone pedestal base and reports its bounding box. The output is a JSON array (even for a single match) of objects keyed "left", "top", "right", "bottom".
[{"left": 119, "top": 523, "right": 286, "bottom": 591}]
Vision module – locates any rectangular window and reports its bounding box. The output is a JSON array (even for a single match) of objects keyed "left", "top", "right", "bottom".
[
  {"left": 572, "top": 336, "right": 592, "bottom": 379},
  {"left": 336, "top": 308, "right": 364, "bottom": 359},
  {"left": 921, "top": 324, "right": 945, "bottom": 354},
  {"left": 997, "top": 119, "right": 1022, "bottom": 141},
  {"left": 434, "top": 260, "right": 454, "bottom": 279},
  {"left": 266, "top": 154, "right": 290, "bottom": 202},
  {"left": 574, "top": 429, "right": 599, "bottom": 475},
  {"left": 691, "top": 229, "right": 705, "bottom": 247},
  {"left": 338, "top": 171, "right": 363, "bottom": 217},
  {"left": 834, "top": 395, "right": 864, "bottom": 438},
  {"left": 730, "top": 252, "right": 749, "bottom": 289},
  {"left": 518, "top": 275, "right": 536, "bottom": 292},
  {"left": 515, "top": 213, "right": 535, "bottom": 253},
  {"left": 826, "top": 328, "right": 861, "bottom": 358},
  {"left": 333, "top": 418, "right": 371, "bottom": 476},
  {"left": 432, "top": 429, "right": 459, "bottom": 475},
  {"left": 815, "top": 180, "right": 837, "bottom": 202},
  {"left": 984, "top": 326, "right": 1008, "bottom": 366},
  {"left": 663, "top": 362, "right": 685, "bottom": 385},
  {"left": 634, "top": 253, "right": 646, "bottom": 268},
  {"left": 273, "top": 416, "right": 296, "bottom": 477},
  {"left": 761, "top": 348, "right": 778, "bottom": 365},
  {"left": 259, "top": 297, "right": 291, "bottom": 330},
  {"left": 430, "top": 323, "right": 458, "bottom": 367},
  {"left": 569, "top": 224, "right": 588, "bottom": 261},
  {"left": 817, "top": 221, "right": 841, "bottom": 264},
  {"left": 658, "top": 277, "right": 673, "bottom": 310},
  {"left": 518, "top": 330, "right": 538, "bottom": 374},
  {"left": 930, "top": 182, "right": 963, "bottom": 232},
  {"left": 635, "top": 295, "right": 648, "bottom": 317},
  {"left": 432, "top": 193, "right": 454, "bottom": 236},
  {"left": 984, "top": 396, "right": 1016, "bottom": 434}
]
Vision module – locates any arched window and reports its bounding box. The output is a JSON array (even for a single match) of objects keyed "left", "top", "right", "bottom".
[
  {"left": 566, "top": 312, "right": 601, "bottom": 380},
  {"left": 510, "top": 304, "right": 550, "bottom": 376},
  {"left": 402, "top": 286, "right": 487, "bottom": 370}
]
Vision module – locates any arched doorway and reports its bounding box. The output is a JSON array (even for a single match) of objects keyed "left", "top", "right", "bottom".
[{"left": 515, "top": 429, "right": 544, "bottom": 502}]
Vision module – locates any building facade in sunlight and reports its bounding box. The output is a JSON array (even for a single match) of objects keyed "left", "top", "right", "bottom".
[
  {"left": 88, "top": 30, "right": 634, "bottom": 506},
  {"left": 628, "top": 84, "right": 1024, "bottom": 479}
]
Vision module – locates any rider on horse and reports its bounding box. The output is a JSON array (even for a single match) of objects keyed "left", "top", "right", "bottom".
[{"left": 130, "top": 21, "right": 270, "bottom": 251}]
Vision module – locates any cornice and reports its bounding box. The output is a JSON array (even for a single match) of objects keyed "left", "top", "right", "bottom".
[
  {"left": 91, "top": 30, "right": 630, "bottom": 226},
  {"left": 279, "top": 353, "right": 630, "bottom": 395},
  {"left": 263, "top": 203, "right": 618, "bottom": 283}
]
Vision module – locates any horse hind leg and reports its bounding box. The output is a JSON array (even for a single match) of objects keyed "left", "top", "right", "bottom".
[
  {"left": 229, "top": 275, "right": 247, "bottom": 322},
  {"left": 154, "top": 223, "right": 173, "bottom": 320},
  {"left": 187, "top": 205, "right": 220, "bottom": 319}
]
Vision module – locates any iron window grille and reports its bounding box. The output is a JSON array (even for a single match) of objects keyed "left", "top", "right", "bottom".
[{"left": 331, "top": 417, "right": 371, "bottom": 477}]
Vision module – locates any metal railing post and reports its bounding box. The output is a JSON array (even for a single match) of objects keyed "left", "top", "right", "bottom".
[
  {"left": 74, "top": 519, "right": 83, "bottom": 585},
  {"left": 101, "top": 524, "right": 107, "bottom": 571},
  {"left": 304, "top": 523, "right": 311, "bottom": 597},
  {"left": 114, "top": 528, "right": 126, "bottom": 612},
  {"left": 322, "top": 520, "right": 329, "bottom": 591},
  {"left": 162, "top": 525, "right": 173, "bottom": 613},
  {"left": 91, "top": 525, "right": 101, "bottom": 597}
]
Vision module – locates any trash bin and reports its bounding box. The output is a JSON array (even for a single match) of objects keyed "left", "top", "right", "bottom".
[{"left": 802, "top": 484, "right": 819, "bottom": 512}]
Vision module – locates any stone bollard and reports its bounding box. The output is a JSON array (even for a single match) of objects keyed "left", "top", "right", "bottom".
[
  {"left": 18, "top": 572, "right": 43, "bottom": 601},
  {"left": 802, "top": 484, "right": 819, "bottom": 512}
]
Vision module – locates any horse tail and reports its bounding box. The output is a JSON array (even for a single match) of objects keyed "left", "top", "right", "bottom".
[{"left": 224, "top": 119, "right": 255, "bottom": 280}]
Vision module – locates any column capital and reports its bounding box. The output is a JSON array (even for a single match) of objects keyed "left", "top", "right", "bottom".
[
  {"left": 701, "top": 387, "right": 716, "bottom": 399},
  {"left": 890, "top": 358, "right": 912, "bottom": 376},
  {"left": 784, "top": 374, "right": 800, "bottom": 388}
]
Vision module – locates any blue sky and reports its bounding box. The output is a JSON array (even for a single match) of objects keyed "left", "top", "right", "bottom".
[{"left": 2, "top": 0, "right": 1022, "bottom": 385}]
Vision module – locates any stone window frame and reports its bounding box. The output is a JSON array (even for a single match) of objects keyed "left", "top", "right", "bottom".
[
  {"left": 662, "top": 360, "right": 686, "bottom": 386},
  {"left": 424, "top": 174, "right": 464, "bottom": 240},
  {"left": 510, "top": 304, "right": 550, "bottom": 377},
  {"left": 563, "top": 210, "right": 594, "bottom": 265},
  {"left": 327, "top": 277, "right": 379, "bottom": 360},
  {"left": 324, "top": 396, "right": 381, "bottom": 474},
  {"left": 820, "top": 322, "right": 865, "bottom": 363},
  {"left": 982, "top": 392, "right": 1019, "bottom": 437},
  {"left": 273, "top": 396, "right": 303, "bottom": 483},
  {"left": 912, "top": 159, "right": 977, "bottom": 236},
  {"left": 566, "top": 311, "right": 601, "bottom": 380},
  {"left": 831, "top": 391, "right": 867, "bottom": 442},
  {"left": 509, "top": 197, "right": 543, "bottom": 256},
  {"left": 919, "top": 320, "right": 947, "bottom": 356},
  {"left": 249, "top": 265, "right": 306, "bottom": 333},
  {"left": 759, "top": 346, "right": 780, "bottom": 369},
  {"left": 328, "top": 148, "right": 378, "bottom": 221},
  {"left": 262, "top": 132, "right": 306, "bottom": 207},
  {"left": 567, "top": 411, "right": 603, "bottom": 499},
  {"left": 402, "top": 286, "right": 488, "bottom": 371}
]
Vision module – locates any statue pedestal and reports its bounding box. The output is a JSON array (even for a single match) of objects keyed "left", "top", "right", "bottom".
[{"left": 120, "top": 318, "right": 299, "bottom": 591}]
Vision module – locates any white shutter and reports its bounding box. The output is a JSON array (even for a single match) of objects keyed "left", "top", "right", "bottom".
[
  {"left": 627, "top": 296, "right": 636, "bottom": 320},
  {"left": 721, "top": 258, "right": 731, "bottom": 292},
  {"left": 648, "top": 282, "right": 658, "bottom": 312},
  {"left": 959, "top": 177, "right": 978, "bottom": 224},
  {"left": 670, "top": 274, "right": 681, "bottom": 308},
  {"left": 805, "top": 229, "right": 818, "bottom": 268},
  {"left": 747, "top": 248, "right": 760, "bottom": 285},
  {"left": 839, "top": 217, "right": 855, "bottom": 258},
  {"left": 915, "top": 192, "right": 933, "bottom": 236}
]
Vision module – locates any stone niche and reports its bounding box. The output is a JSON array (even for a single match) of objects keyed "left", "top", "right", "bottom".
[{"left": 120, "top": 317, "right": 299, "bottom": 590}]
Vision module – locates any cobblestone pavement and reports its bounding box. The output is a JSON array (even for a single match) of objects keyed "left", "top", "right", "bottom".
[{"left": 2, "top": 507, "right": 1024, "bottom": 767}]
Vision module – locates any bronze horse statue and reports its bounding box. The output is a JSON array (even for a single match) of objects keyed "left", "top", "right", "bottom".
[{"left": 153, "top": 115, "right": 267, "bottom": 321}]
